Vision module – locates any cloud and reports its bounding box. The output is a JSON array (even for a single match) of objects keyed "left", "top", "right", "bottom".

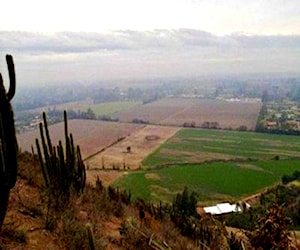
[
  {"left": 1, "top": 30, "right": 300, "bottom": 54},
  {"left": 0, "top": 30, "right": 299, "bottom": 85}
]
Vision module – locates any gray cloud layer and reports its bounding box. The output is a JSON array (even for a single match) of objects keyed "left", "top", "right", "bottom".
[
  {"left": 0, "top": 30, "right": 299, "bottom": 85},
  {"left": 1, "top": 30, "right": 300, "bottom": 52}
]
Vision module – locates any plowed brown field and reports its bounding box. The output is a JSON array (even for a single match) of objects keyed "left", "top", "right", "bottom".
[
  {"left": 17, "top": 119, "right": 142, "bottom": 159},
  {"left": 113, "top": 98, "right": 262, "bottom": 130}
]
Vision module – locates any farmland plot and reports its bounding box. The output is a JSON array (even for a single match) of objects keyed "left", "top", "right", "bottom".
[
  {"left": 115, "top": 128, "right": 300, "bottom": 203},
  {"left": 22, "top": 100, "right": 141, "bottom": 116},
  {"left": 89, "top": 101, "right": 141, "bottom": 116},
  {"left": 113, "top": 98, "right": 262, "bottom": 130},
  {"left": 144, "top": 128, "right": 300, "bottom": 167},
  {"left": 160, "top": 99, "right": 262, "bottom": 130},
  {"left": 114, "top": 160, "right": 300, "bottom": 203},
  {"left": 17, "top": 119, "right": 142, "bottom": 159},
  {"left": 112, "top": 98, "right": 198, "bottom": 124},
  {"left": 86, "top": 125, "right": 179, "bottom": 171}
]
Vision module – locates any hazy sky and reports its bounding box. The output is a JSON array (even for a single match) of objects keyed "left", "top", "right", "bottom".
[
  {"left": 1, "top": 0, "right": 300, "bottom": 35},
  {"left": 0, "top": 0, "right": 300, "bottom": 85}
]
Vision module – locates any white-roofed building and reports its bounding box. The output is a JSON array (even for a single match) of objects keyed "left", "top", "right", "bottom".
[
  {"left": 203, "top": 202, "right": 242, "bottom": 215},
  {"left": 203, "top": 205, "right": 222, "bottom": 215}
]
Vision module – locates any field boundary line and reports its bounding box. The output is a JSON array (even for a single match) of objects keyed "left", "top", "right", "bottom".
[
  {"left": 146, "top": 157, "right": 262, "bottom": 169},
  {"left": 83, "top": 136, "right": 126, "bottom": 161},
  {"left": 159, "top": 103, "right": 196, "bottom": 124},
  {"left": 147, "top": 157, "right": 298, "bottom": 170},
  {"left": 145, "top": 157, "right": 300, "bottom": 170}
]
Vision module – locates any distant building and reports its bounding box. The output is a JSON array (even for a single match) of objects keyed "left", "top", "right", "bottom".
[
  {"left": 29, "top": 118, "right": 42, "bottom": 128},
  {"left": 267, "top": 121, "right": 277, "bottom": 128}
]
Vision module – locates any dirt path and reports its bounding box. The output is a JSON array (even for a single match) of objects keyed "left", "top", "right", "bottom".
[{"left": 159, "top": 103, "right": 196, "bottom": 124}]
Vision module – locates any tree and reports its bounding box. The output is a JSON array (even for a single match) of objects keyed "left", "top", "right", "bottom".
[
  {"left": 173, "top": 187, "right": 198, "bottom": 217},
  {"left": 86, "top": 108, "right": 96, "bottom": 119}
]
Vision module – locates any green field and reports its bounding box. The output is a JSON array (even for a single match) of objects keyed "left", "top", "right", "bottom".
[
  {"left": 114, "top": 160, "right": 300, "bottom": 203},
  {"left": 114, "top": 128, "right": 300, "bottom": 203},
  {"left": 143, "top": 129, "right": 300, "bottom": 167},
  {"left": 81, "top": 101, "right": 141, "bottom": 116}
]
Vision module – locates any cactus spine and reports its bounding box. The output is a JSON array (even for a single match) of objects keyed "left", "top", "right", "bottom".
[
  {"left": 36, "top": 111, "right": 86, "bottom": 211},
  {"left": 0, "top": 55, "right": 18, "bottom": 231}
]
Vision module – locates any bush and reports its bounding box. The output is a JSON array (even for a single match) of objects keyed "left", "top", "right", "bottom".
[
  {"left": 282, "top": 170, "right": 300, "bottom": 184},
  {"left": 60, "top": 211, "right": 89, "bottom": 250},
  {"left": 225, "top": 211, "right": 256, "bottom": 230}
]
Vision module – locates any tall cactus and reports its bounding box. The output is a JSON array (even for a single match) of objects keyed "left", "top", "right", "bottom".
[
  {"left": 36, "top": 111, "right": 86, "bottom": 212},
  {"left": 0, "top": 55, "right": 18, "bottom": 231}
]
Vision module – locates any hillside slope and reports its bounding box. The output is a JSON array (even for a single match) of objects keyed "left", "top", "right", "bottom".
[{"left": 0, "top": 153, "right": 200, "bottom": 249}]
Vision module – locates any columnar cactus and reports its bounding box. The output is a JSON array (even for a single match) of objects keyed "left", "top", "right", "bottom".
[
  {"left": 0, "top": 55, "right": 18, "bottom": 231},
  {"left": 36, "top": 111, "right": 86, "bottom": 210}
]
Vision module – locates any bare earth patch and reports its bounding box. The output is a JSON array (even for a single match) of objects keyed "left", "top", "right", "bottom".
[
  {"left": 145, "top": 173, "right": 161, "bottom": 181},
  {"left": 85, "top": 125, "right": 179, "bottom": 186},
  {"left": 237, "top": 163, "right": 268, "bottom": 172},
  {"left": 86, "top": 125, "right": 179, "bottom": 170}
]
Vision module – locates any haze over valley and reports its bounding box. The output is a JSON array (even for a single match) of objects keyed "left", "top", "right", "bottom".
[{"left": 1, "top": 0, "right": 300, "bottom": 249}]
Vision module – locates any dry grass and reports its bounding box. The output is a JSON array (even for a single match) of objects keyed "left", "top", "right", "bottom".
[{"left": 86, "top": 170, "right": 124, "bottom": 187}]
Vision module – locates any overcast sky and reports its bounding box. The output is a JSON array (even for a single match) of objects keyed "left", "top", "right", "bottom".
[
  {"left": 0, "top": 0, "right": 300, "bottom": 86},
  {"left": 2, "top": 0, "right": 300, "bottom": 34}
]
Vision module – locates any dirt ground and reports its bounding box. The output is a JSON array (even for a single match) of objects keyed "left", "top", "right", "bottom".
[
  {"left": 17, "top": 120, "right": 142, "bottom": 159},
  {"left": 85, "top": 125, "right": 179, "bottom": 186}
]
